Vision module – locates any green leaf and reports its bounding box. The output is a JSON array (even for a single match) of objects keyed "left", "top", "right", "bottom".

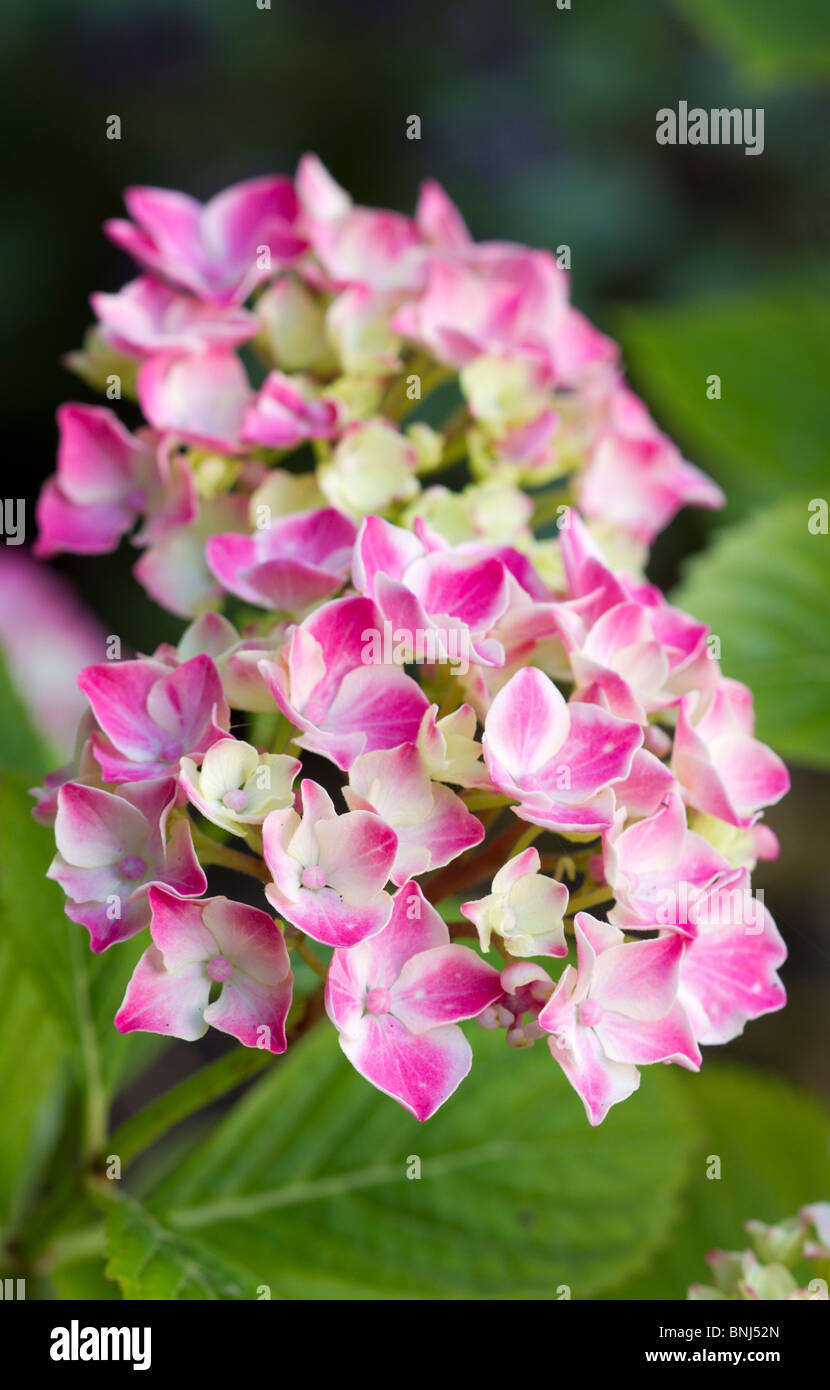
[
  {"left": 672, "top": 0, "right": 830, "bottom": 85},
  {"left": 0, "top": 941, "right": 66, "bottom": 1236},
  {"left": 105, "top": 1196, "right": 255, "bottom": 1301},
  {"left": 0, "top": 650, "right": 49, "bottom": 777},
  {"left": 606, "top": 1064, "right": 830, "bottom": 1298},
  {"left": 618, "top": 281, "right": 830, "bottom": 520},
  {"left": 107, "top": 1023, "right": 699, "bottom": 1301},
  {"left": 673, "top": 494, "right": 830, "bottom": 768}
]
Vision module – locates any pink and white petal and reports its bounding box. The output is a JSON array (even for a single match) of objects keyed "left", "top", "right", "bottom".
[
  {"left": 597, "top": 1000, "right": 701, "bottom": 1070},
  {"left": 340, "top": 1014, "right": 473, "bottom": 1121},
  {"left": 204, "top": 970, "right": 293, "bottom": 1052},
  {"left": 49, "top": 854, "right": 131, "bottom": 906},
  {"left": 614, "top": 789, "right": 688, "bottom": 874},
  {"left": 711, "top": 734, "right": 790, "bottom": 822},
  {"left": 146, "top": 886, "right": 216, "bottom": 965},
  {"left": 269, "top": 883, "right": 392, "bottom": 948},
  {"left": 549, "top": 701, "right": 642, "bottom": 800},
  {"left": 115, "top": 945, "right": 210, "bottom": 1041},
  {"left": 296, "top": 153, "right": 352, "bottom": 221},
  {"left": 404, "top": 552, "right": 509, "bottom": 630},
  {"left": 55, "top": 403, "right": 142, "bottom": 504},
  {"left": 483, "top": 667, "right": 570, "bottom": 778},
  {"left": 361, "top": 881, "right": 449, "bottom": 989},
  {"left": 78, "top": 660, "right": 165, "bottom": 761},
  {"left": 137, "top": 351, "right": 251, "bottom": 453},
  {"left": 242, "top": 556, "right": 345, "bottom": 612},
  {"left": 202, "top": 896, "right": 291, "bottom": 986},
  {"left": 348, "top": 743, "right": 434, "bottom": 825},
  {"left": 34, "top": 479, "right": 135, "bottom": 557},
  {"left": 572, "top": 912, "right": 622, "bottom": 980},
  {"left": 537, "top": 966, "right": 579, "bottom": 1034},
  {"left": 316, "top": 810, "right": 398, "bottom": 904},
  {"left": 295, "top": 778, "right": 338, "bottom": 847},
  {"left": 320, "top": 664, "right": 430, "bottom": 767},
  {"left": 158, "top": 818, "right": 208, "bottom": 898},
  {"left": 352, "top": 514, "right": 424, "bottom": 593},
  {"left": 66, "top": 892, "right": 152, "bottom": 953},
  {"left": 547, "top": 1025, "right": 640, "bottom": 1127},
  {"left": 396, "top": 782, "right": 484, "bottom": 879},
  {"left": 88, "top": 734, "right": 172, "bottom": 784},
  {"left": 144, "top": 653, "right": 229, "bottom": 753},
  {"left": 391, "top": 944, "right": 502, "bottom": 1032},
  {"left": 53, "top": 781, "right": 149, "bottom": 867},
  {"left": 204, "top": 533, "right": 261, "bottom": 604},
  {"left": 416, "top": 179, "right": 471, "bottom": 249},
  {"left": 680, "top": 912, "right": 786, "bottom": 1045},
  {"left": 611, "top": 749, "right": 676, "bottom": 819},
  {"left": 325, "top": 939, "right": 373, "bottom": 1035},
  {"left": 513, "top": 787, "right": 618, "bottom": 835},
  {"left": 387, "top": 840, "right": 432, "bottom": 883},
  {"left": 491, "top": 846, "right": 542, "bottom": 897},
  {"left": 591, "top": 933, "right": 685, "bottom": 1021},
  {"left": 261, "top": 807, "right": 304, "bottom": 901}
]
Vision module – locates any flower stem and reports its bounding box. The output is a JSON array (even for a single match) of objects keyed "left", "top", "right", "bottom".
[
  {"left": 566, "top": 884, "right": 614, "bottom": 915},
  {"left": 512, "top": 824, "right": 544, "bottom": 856},
  {"left": 108, "top": 1047, "right": 275, "bottom": 1167},
  {"left": 190, "top": 825, "right": 271, "bottom": 883},
  {"left": 289, "top": 934, "right": 329, "bottom": 980},
  {"left": 108, "top": 982, "right": 326, "bottom": 1170}
]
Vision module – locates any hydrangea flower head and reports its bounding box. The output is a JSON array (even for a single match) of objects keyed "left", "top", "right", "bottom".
[{"left": 34, "top": 156, "right": 790, "bottom": 1128}]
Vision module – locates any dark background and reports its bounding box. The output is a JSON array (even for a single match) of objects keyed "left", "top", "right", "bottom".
[{"left": 1, "top": 0, "right": 828, "bottom": 1098}]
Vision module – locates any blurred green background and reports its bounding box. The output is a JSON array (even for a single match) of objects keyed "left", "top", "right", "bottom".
[{"left": 0, "top": 0, "right": 828, "bottom": 1299}]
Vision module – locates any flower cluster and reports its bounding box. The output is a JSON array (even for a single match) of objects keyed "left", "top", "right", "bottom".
[
  {"left": 34, "top": 159, "right": 788, "bottom": 1124},
  {"left": 688, "top": 1205, "right": 830, "bottom": 1300}
]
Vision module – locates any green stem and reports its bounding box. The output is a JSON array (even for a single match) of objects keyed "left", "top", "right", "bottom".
[
  {"left": 461, "top": 791, "right": 512, "bottom": 811},
  {"left": 37, "top": 1223, "right": 107, "bottom": 1273},
  {"left": 190, "top": 825, "right": 271, "bottom": 883},
  {"left": 531, "top": 483, "right": 575, "bottom": 529},
  {"left": 108, "top": 983, "right": 327, "bottom": 1170},
  {"left": 108, "top": 1047, "right": 275, "bottom": 1167},
  {"left": 566, "top": 884, "right": 614, "bottom": 915},
  {"left": 512, "top": 824, "right": 544, "bottom": 856},
  {"left": 290, "top": 935, "right": 328, "bottom": 980},
  {"left": 67, "top": 925, "right": 107, "bottom": 1163}
]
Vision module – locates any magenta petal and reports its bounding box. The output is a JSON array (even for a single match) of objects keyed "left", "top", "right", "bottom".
[
  {"left": 65, "top": 892, "right": 152, "bottom": 952},
  {"left": 146, "top": 887, "right": 215, "bottom": 965},
  {"left": 340, "top": 1014, "right": 473, "bottom": 1121},
  {"left": 550, "top": 701, "right": 642, "bottom": 799},
  {"left": 34, "top": 478, "right": 135, "bottom": 557},
  {"left": 361, "top": 881, "right": 449, "bottom": 986},
  {"left": 78, "top": 660, "right": 166, "bottom": 761},
  {"left": 391, "top": 944, "right": 502, "bottom": 1033}
]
